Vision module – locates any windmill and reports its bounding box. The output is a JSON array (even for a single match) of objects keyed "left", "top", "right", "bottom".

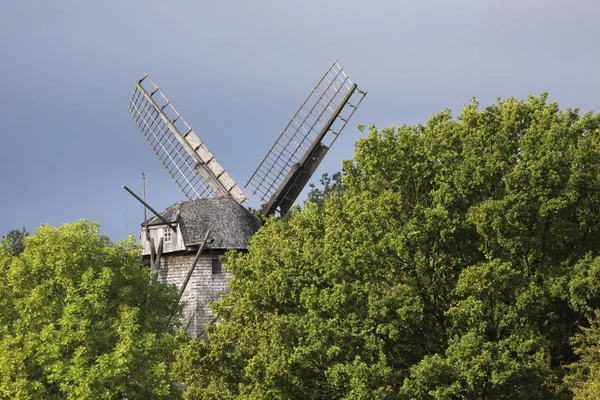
[
  {"left": 128, "top": 60, "right": 366, "bottom": 217},
  {"left": 127, "top": 61, "right": 366, "bottom": 338}
]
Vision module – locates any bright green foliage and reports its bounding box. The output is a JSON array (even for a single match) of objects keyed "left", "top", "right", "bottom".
[
  {"left": 566, "top": 310, "right": 600, "bottom": 399},
  {"left": 173, "top": 94, "right": 600, "bottom": 399},
  {"left": 565, "top": 257, "right": 600, "bottom": 399},
  {"left": 0, "top": 220, "right": 184, "bottom": 399}
]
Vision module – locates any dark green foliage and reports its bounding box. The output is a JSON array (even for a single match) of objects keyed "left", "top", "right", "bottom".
[
  {"left": 173, "top": 95, "right": 600, "bottom": 399},
  {"left": 306, "top": 172, "right": 344, "bottom": 210},
  {"left": 2, "top": 227, "right": 29, "bottom": 256}
]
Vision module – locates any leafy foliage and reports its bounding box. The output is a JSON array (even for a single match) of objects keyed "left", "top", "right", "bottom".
[
  {"left": 2, "top": 227, "right": 29, "bottom": 256},
  {"left": 0, "top": 220, "right": 185, "bottom": 399},
  {"left": 566, "top": 309, "right": 600, "bottom": 399},
  {"left": 306, "top": 172, "right": 344, "bottom": 210},
  {"left": 174, "top": 94, "right": 600, "bottom": 399}
]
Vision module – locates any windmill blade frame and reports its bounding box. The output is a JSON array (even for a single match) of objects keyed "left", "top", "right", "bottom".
[
  {"left": 246, "top": 61, "right": 366, "bottom": 217},
  {"left": 128, "top": 75, "right": 247, "bottom": 203}
]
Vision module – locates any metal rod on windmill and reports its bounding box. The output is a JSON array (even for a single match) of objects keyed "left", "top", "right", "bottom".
[
  {"left": 246, "top": 60, "right": 367, "bottom": 217},
  {"left": 142, "top": 172, "right": 150, "bottom": 239}
]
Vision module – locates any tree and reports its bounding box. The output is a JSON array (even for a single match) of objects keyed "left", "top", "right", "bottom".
[
  {"left": 0, "top": 220, "right": 187, "bottom": 399},
  {"left": 174, "top": 94, "right": 600, "bottom": 399},
  {"left": 2, "top": 227, "right": 29, "bottom": 256},
  {"left": 566, "top": 309, "right": 600, "bottom": 399},
  {"left": 306, "top": 171, "right": 344, "bottom": 210}
]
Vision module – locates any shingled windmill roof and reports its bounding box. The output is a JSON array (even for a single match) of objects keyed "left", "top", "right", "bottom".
[{"left": 143, "top": 196, "right": 262, "bottom": 249}]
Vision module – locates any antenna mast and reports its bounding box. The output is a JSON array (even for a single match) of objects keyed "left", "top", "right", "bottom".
[{"left": 142, "top": 172, "right": 149, "bottom": 239}]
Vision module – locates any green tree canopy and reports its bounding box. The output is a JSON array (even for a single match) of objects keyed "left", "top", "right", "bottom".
[
  {"left": 174, "top": 94, "right": 600, "bottom": 399},
  {"left": 0, "top": 220, "right": 185, "bottom": 399},
  {"left": 566, "top": 309, "right": 600, "bottom": 399}
]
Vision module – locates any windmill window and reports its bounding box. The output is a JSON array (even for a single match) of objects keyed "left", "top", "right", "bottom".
[
  {"left": 212, "top": 258, "right": 222, "bottom": 275},
  {"left": 163, "top": 227, "right": 172, "bottom": 243}
]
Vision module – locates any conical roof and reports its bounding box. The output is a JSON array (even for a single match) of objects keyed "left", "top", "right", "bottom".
[{"left": 143, "top": 196, "right": 262, "bottom": 249}]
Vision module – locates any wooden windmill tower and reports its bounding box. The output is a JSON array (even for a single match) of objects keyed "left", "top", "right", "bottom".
[{"left": 127, "top": 61, "right": 366, "bottom": 337}]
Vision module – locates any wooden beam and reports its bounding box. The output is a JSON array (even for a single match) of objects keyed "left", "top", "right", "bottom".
[
  {"left": 261, "top": 84, "right": 357, "bottom": 217},
  {"left": 123, "top": 186, "right": 177, "bottom": 231}
]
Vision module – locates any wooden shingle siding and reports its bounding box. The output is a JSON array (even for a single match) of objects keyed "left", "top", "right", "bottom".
[{"left": 158, "top": 253, "right": 231, "bottom": 338}]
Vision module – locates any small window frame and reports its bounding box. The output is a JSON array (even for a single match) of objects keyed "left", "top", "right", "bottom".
[
  {"left": 163, "top": 227, "right": 172, "bottom": 243},
  {"left": 212, "top": 258, "right": 222, "bottom": 275}
]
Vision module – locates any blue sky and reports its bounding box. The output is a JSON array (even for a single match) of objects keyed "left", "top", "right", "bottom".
[{"left": 1, "top": 0, "right": 599, "bottom": 240}]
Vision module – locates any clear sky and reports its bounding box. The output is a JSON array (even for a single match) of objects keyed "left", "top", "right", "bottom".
[{"left": 1, "top": 0, "right": 599, "bottom": 241}]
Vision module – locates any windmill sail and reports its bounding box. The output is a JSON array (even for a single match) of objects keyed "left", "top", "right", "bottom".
[
  {"left": 246, "top": 61, "right": 366, "bottom": 217},
  {"left": 128, "top": 75, "right": 247, "bottom": 203}
]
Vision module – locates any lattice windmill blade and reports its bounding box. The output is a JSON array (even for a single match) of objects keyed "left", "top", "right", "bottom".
[
  {"left": 128, "top": 75, "right": 247, "bottom": 203},
  {"left": 246, "top": 61, "right": 366, "bottom": 217}
]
